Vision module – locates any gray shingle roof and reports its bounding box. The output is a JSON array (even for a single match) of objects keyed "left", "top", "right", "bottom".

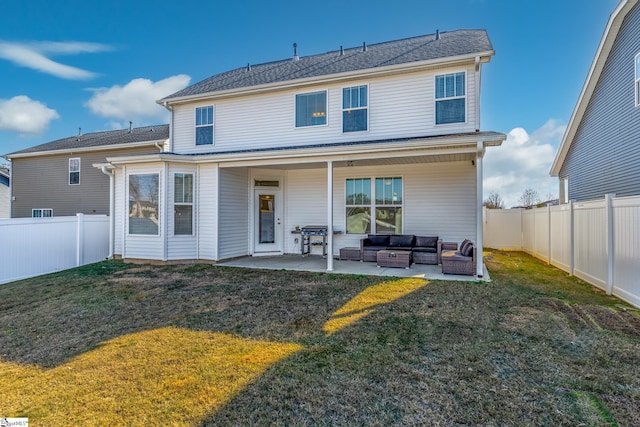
[
  {"left": 163, "top": 29, "right": 492, "bottom": 101},
  {"left": 7, "top": 124, "right": 169, "bottom": 157}
]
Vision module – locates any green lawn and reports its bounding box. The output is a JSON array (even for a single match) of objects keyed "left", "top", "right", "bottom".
[{"left": 0, "top": 250, "right": 638, "bottom": 426}]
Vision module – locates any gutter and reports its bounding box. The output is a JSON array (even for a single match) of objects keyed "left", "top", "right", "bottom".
[{"left": 6, "top": 140, "right": 166, "bottom": 160}]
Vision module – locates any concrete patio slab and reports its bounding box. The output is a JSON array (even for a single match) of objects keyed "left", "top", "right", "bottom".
[{"left": 219, "top": 255, "right": 490, "bottom": 282}]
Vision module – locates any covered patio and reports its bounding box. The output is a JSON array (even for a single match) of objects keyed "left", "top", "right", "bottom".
[{"left": 219, "top": 255, "right": 491, "bottom": 281}]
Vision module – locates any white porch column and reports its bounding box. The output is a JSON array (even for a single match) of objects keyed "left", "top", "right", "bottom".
[
  {"left": 327, "top": 160, "right": 334, "bottom": 271},
  {"left": 476, "top": 141, "right": 485, "bottom": 277}
]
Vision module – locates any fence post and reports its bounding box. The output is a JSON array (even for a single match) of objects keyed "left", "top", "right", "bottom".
[
  {"left": 76, "top": 213, "right": 84, "bottom": 267},
  {"left": 547, "top": 204, "right": 552, "bottom": 264},
  {"left": 569, "top": 200, "right": 574, "bottom": 276},
  {"left": 605, "top": 194, "right": 615, "bottom": 295}
]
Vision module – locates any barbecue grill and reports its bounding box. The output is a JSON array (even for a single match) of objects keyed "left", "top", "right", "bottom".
[{"left": 300, "top": 225, "right": 328, "bottom": 257}]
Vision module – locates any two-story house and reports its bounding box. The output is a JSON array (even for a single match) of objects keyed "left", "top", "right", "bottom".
[
  {"left": 5, "top": 124, "right": 168, "bottom": 218},
  {"left": 97, "top": 30, "right": 505, "bottom": 275},
  {"left": 551, "top": 0, "right": 640, "bottom": 202}
]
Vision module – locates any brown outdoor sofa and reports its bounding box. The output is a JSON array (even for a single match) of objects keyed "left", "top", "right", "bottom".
[
  {"left": 441, "top": 239, "right": 477, "bottom": 275},
  {"left": 360, "top": 234, "right": 442, "bottom": 264}
]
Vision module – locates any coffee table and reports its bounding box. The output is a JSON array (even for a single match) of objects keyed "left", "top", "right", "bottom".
[{"left": 376, "top": 250, "right": 412, "bottom": 269}]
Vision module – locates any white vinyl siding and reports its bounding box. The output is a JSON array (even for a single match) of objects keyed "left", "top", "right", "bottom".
[
  {"left": 635, "top": 52, "right": 640, "bottom": 107},
  {"left": 170, "top": 66, "right": 476, "bottom": 154},
  {"left": 197, "top": 164, "right": 219, "bottom": 260},
  {"left": 218, "top": 168, "right": 249, "bottom": 259}
]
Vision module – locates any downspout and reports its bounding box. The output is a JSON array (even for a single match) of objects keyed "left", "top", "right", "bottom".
[
  {"left": 99, "top": 165, "right": 115, "bottom": 259},
  {"left": 475, "top": 55, "right": 481, "bottom": 131},
  {"left": 163, "top": 101, "right": 174, "bottom": 153}
]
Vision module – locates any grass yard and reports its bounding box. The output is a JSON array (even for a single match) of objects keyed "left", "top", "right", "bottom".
[{"left": 0, "top": 250, "right": 639, "bottom": 426}]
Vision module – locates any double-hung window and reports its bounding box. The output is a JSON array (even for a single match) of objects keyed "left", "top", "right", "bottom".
[
  {"left": 435, "top": 72, "right": 466, "bottom": 124},
  {"left": 295, "top": 91, "right": 327, "bottom": 127},
  {"left": 342, "top": 85, "right": 368, "bottom": 132},
  {"left": 345, "top": 177, "right": 403, "bottom": 234},
  {"left": 128, "top": 174, "right": 160, "bottom": 235},
  {"left": 635, "top": 53, "right": 640, "bottom": 107},
  {"left": 195, "top": 106, "right": 214, "bottom": 145},
  {"left": 69, "top": 158, "right": 80, "bottom": 185},
  {"left": 174, "top": 173, "right": 193, "bottom": 235}
]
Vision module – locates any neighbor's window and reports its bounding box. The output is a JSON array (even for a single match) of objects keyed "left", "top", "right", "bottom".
[
  {"left": 174, "top": 173, "right": 193, "bottom": 235},
  {"left": 342, "top": 85, "right": 368, "bottom": 132},
  {"left": 129, "top": 174, "right": 160, "bottom": 235},
  {"left": 345, "top": 177, "right": 403, "bottom": 234},
  {"left": 69, "top": 158, "right": 80, "bottom": 185},
  {"left": 435, "top": 71, "right": 466, "bottom": 124},
  {"left": 296, "top": 91, "right": 327, "bottom": 127},
  {"left": 195, "top": 105, "right": 214, "bottom": 145},
  {"left": 32, "top": 208, "right": 53, "bottom": 218},
  {"left": 345, "top": 178, "right": 371, "bottom": 234},
  {"left": 635, "top": 53, "right": 640, "bottom": 107},
  {"left": 375, "top": 177, "right": 403, "bottom": 234}
]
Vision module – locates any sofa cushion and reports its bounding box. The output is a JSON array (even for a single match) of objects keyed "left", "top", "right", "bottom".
[
  {"left": 388, "top": 235, "right": 415, "bottom": 247},
  {"left": 386, "top": 246, "right": 413, "bottom": 251},
  {"left": 413, "top": 247, "right": 437, "bottom": 253},
  {"left": 367, "top": 234, "right": 390, "bottom": 246},
  {"left": 460, "top": 240, "right": 472, "bottom": 255},
  {"left": 462, "top": 243, "right": 474, "bottom": 257},
  {"left": 415, "top": 236, "right": 438, "bottom": 248},
  {"left": 441, "top": 251, "right": 471, "bottom": 262},
  {"left": 363, "top": 245, "right": 388, "bottom": 252}
]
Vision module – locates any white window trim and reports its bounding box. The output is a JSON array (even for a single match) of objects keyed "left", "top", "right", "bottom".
[
  {"left": 345, "top": 176, "right": 404, "bottom": 235},
  {"left": 173, "top": 172, "right": 194, "bottom": 236},
  {"left": 294, "top": 90, "right": 329, "bottom": 128},
  {"left": 195, "top": 105, "right": 214, "bottom": 146},
  {"left": 32, "top": 208, "right": 53, "bottom": 218},
  {"left": 69, "top": 157, "right": 80, "bottom": 185},
  {"left": 341, "top": 84, "right": 369, "bottom": 134},
  {"left": 434, "top": 71, "right": 467, "bottom": 126},
  {"left": 635, "top": 52, "right": 640, "bottom": 107}
]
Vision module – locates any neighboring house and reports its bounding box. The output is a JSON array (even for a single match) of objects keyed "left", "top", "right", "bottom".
[
  {"left": 551, "top": 0, "right": 640, "bottom": 202},
  {"left": 5, "top": 125, "right": 168, "bottom": 218},
  {"left": 98, "top": 30, "right": 505, "bottom": 276},
  {"left": 0, "top": 166, "right": 9, "bottom": 218}
]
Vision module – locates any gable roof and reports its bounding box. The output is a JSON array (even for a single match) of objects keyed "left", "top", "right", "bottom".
[
  {"left": 550, "top": 0, "right": 638, "bottom": 176},
  {"left": 6, "top": 124, "right": 169, "bottom": 159},
  {"left": 161, "top": 29, "right": 493, "bottom": 104}
]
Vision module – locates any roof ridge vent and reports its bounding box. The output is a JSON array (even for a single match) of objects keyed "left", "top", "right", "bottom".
[
  {"left": 293, "top": 43, "right": 299, "bottom": 61},
  {"left": 362, "top": 42, "right": 367, "bottom": 52}
]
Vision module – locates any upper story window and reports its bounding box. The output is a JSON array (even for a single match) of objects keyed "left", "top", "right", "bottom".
[
  {"left": 342, "top": 85, "right": 368, "bottom": 132},
  {"left": 174, "top": 173, "right": 193, "bottom": 235},
  {"left": 296, "top": 91, "right": 327, "bottom": 127},
  {"left": 435, "top": 72, "right": 466, "bottom": 125},
  {"left": 69, "top": 158, "right": 80, "bottom": 185},
  {"left": 195, "top": 106, "right": 214, "bottom": 145},
  {"left": 635, "top": 53, "right": 640, "bottom": 107}
]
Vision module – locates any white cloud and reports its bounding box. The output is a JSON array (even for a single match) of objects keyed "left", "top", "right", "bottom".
[
  {"left": 0, "top": 40, "right": 111, "bottom": 80},
  {"left": 0, "top": 95, "right": 59, "bottom": 134},
  {"left": 483, "top": 119, "right": 566, "bottom": 208},
  {"left": 85, "top": 75, "right": 191, "bottom": 123}
]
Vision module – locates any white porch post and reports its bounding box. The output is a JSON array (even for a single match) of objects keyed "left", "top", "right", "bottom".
[
  {"left": 327, "top": 160, "right": 334, "bottom": 271},
  {"left": 476, "top": 141, "right": 485, "bottom": 277}
]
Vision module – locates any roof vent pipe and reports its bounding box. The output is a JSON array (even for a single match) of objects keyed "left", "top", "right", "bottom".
[
  {"left": 128, "top": 121, "right": 132, "bottom": 133},
  {"left": 435, "top": 29, "right": 440, "bottom": 40},
  {"left": 339, "top": 45, "right": 344, "bottom": 56},
  {"left": 246, "top": 63, "right": 251, "bottom": 72},
  {"left": 78, "top": 127, "right": 82, "bottom": 137},
  {"left": 362, "top": 42, "right": 367, "bottom": 52},
  {"left": 293, "top": 43, "right": 299, "bottom": 61}
]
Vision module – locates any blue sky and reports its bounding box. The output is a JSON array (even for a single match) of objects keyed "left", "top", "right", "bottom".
[{"left": 0, "top": 0, "right": 619, "bottom": 206}]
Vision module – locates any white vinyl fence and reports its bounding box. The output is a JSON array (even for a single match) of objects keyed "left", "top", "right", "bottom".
[
  {"left": 484, "top": 194, "right": 640, "bottom": 308},
  {"left": 0, "top": 214, "right": 109, "bottom": 285}
]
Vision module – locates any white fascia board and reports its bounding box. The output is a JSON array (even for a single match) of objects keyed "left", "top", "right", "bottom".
[
  {"left": 550, "top": 0, "right": 636, "bottom": 176},
  {"left": 104, "top": 133, "right": 504, "bottom": 167},
  {"left": 6, "top": 139, "right": 167, "bottom": 160},
  {"left": 159, "top": 51, "right": 495, "bottom": 106}
]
